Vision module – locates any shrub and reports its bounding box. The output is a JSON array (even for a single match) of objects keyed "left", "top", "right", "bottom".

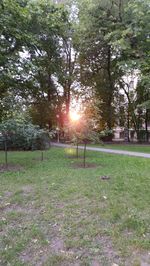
[
  {"left": 137, "top": 129, "right": 149, "bottom": 142},
  {"left": 0, "top": 119, "right": 51, "bottom": 150},
  {"left": 99, "top": 129, "right": 114, "bottom": 142}
]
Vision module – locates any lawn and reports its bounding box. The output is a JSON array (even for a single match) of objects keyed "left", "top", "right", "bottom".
[
  {"left": 88, "top": 143, "right": 150, "bottom": 154},
  {"left": 0, "top": 148, "right": 150, "bottom": 266}
]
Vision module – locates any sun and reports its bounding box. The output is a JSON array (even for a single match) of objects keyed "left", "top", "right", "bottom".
[{"left": 70, "top": 111, "right": 81, "bottom": 122}]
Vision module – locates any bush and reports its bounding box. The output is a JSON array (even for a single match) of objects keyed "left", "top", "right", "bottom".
[
  {"left": 0, "top": 119, "right": 51, "bottom": 150},
  {"left": 99, "top": 129, "right": 114, "bottom": 142},
  {"left": 137, "top": 130, "right": 149, "bottom": 142}
]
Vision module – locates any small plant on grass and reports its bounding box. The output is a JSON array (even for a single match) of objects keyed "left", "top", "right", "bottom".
[
  {"left": 65, "top": 118, "right": 82, "bottom": 159},
  {"left": 69, "top": 116, "right": 100, "bottom": 167},
  {"left": 71, "top": 132, "right": 81, "bottom": 159},
  {"left": 80, "top": 122, "right": 100, "bottom": 167},
  {"left": 4, "top": 136, "right": 8, "bottom": 167}
]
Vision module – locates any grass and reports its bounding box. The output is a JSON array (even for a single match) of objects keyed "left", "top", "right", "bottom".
[
  {"left": 0, "top": 148, "right": 150, "bottom": 266},
  {"left": 87, "top": 143, "right": 150, "bottom": 153}
]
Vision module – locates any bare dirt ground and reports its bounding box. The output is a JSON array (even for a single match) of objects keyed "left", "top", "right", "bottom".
[{"left": 0, "top": 163, "right": 23, "bottom": 173}]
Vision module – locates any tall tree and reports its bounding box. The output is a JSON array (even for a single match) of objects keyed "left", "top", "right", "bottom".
[
  {"left": 77, "top": 0, "right": 127, "bottom": 129},
  {"left": 0, "top": 0, "right": 70, "bottom": 128},
  {"left": 77, "top": 0, "right": 150, "bottom": 137},
  {"left": 0, "top": 0, "right": 30, "bottom": 121}
]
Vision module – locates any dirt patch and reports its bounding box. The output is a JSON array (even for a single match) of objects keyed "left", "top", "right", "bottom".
[
  {"left": 0, "top": 191, "right": 13, "bottom": 202},
  {"left": 71, "top": 162, "right": 98, "bottom": 169},
  {"left": 91, "top": 260, "right": 101, "bottom": 266},
  {"left": 0, "top": 164, "right": 23, "bottom": 173},
  {"left": 53, "top": 202, "right": 65, "bottom": 209},
  {"left": 20, "top": 237, "right": 66, "bottom": 266},
  {"left": 125, "top": 251, "right": 150, "bottom": 266},
  {"left": 0, "top": 186, "right": 35, "bottom": 214},
  {"left": 20, "top": 243, "right": 49, "bottom": 266},
  {"left": 95, "top": 235, "right": 121, "bottom": 264},
  {"left": 4, "top": 191, "right": 13, "bottom": 197},
  {"left": 100, "top": 175, "right": 111, "bottom": 180},
  {"left": 22, "top": 185, "right": 33, "bottom": 194},
  {"left": 0, "top": 203, "right": 37, "bottom": 215},
  {"left": 51, "top": 237, "right": 64, "bottom": 253}
]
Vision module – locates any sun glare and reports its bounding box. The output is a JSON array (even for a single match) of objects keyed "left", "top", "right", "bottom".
[{"left": 70, "top": 111, "right": 81, "bottom": 121}]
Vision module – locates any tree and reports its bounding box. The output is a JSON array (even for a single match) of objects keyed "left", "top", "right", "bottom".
[
  {"left": 76, "top": 0, "right": 127, "bottom": 130},
  {"left": 53, "top": 0, "right": 79, "bottom": 127},
  {"left": 0, "top": 0, "right": 30, "bottom": 121},
  {"left": 0, "top": 0, "right": 70, "bottom": 128},
  {"left": 0, "top": 0, "right": 149, "bottom": 140},
  {"left": 77, "top": 0, "right": 150, "bottom": 140},
  {"left": 69, "top": 115, "right": 100, "bottom": 167}
]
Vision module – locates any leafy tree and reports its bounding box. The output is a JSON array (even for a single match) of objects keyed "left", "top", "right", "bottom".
[
  {"left": 111, "top": 0, "right": 150, "bottom": 139},
  {"left": 69, "top": 115, "right": 100, "bottom": 167},
  {"left": 0, "top": 0, "right": 149, "bottom": 141},
  {"left": 77, "top": 0, "right": 150, "bottom": 140},
  {"left": 0, "top": 0, "right": 30, "bottom": 121},
  {"left": 0, "top": 0, "right": 70, "bottom": 128},
  {"left": 76, "top": 0, "right": 126, "bottom": 129}
]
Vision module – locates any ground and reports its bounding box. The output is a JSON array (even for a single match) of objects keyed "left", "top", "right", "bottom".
[{"left": 0, "top": 148, "right": 150, "bottom": 266}]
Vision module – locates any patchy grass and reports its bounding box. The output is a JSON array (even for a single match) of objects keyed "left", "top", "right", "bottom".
[
  {"left": 0, "top": 148, "right": 150, "bottom": 266},
  {"left": 88, "top": 143, "right": 150, "bottom": 153}
]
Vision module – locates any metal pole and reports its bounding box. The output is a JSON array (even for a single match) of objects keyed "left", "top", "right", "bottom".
[
  {"left": 41, "top": 151, "right": 44, "bottom": 161},
  {"left": 4, "top": 138, "right": 8, "bottom": 167},
  {"left": 57, "top": 130, "right": 60, "bottom": 143}
]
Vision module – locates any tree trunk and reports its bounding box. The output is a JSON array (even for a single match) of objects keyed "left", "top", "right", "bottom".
[
  {"left": 145, "top": 109, "right": 149, "bottom": 142},
  {"left": 47, "top": 76, "right": 54, "bottom": 130},
  {"left": 65, "top": 89, "right": 71, "bottom": 123},
  {"left": 121, "top": 84, "right": 139, "bottom": 138},
  {"left": 83, "top": 142, "right": 86, "bottom": 168},
  {"left": 76, "top": 141, "right": 79, "bottom": 158},
  {"left": 127, "top": 104, "right": 130, "bottom": 142},
  {"left": 118, "top": 0, "right": 122, "bottom": 22},
  {"left": 41, "top": 151, "right": 44, "bottom": 161},
  {"left": 107, "top": 46, "right": 113, "bottom": 129},
  {"left": 4, "top": 138, "right": 8, "bottom": 167}
]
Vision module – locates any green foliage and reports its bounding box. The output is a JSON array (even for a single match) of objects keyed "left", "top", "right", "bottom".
[
  {"left": 99, "top": 129, "right": 114, "bottom": 142},
  {"left": 0, "top": 119, "right": 51, "bottom": 150},
  {"left": 69, "top": 117, "right": 100, "bottom": 144},
  {"left": 136, "top": 130, "right": 150, "bottom": 143},
  {"left": 0, "top": 0, "right": 149, "bottom": 138},
  {"left": 0, "top": 0, "right": 30, "bottom": 121},
  {"left": 138, "top": 100, "right": 150, "bottom": 109},
  {"left": 76, "top": 0, "right": 124, "bottom": 129},
  {"left": 77, "top": 0, "right": 150, "bottom": 134},
  {"left": 28, "top": 101, "right": 56, "bottom": 129},
  {"left": 0, "top": 0, "right": 70, "bottom": 126}
]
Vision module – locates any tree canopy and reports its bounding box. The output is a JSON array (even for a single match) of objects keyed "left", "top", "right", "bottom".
[{"left": 0, "top": 0, "right": 150, "bottom": 141}]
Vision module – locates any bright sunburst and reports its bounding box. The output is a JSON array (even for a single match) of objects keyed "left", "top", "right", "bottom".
[{"left": 70, "top": 111, "right": 81, "bottom": 122}]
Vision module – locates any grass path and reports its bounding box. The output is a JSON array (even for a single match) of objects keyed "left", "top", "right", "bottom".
[{"left": 0, "top": 148, "right": 150, "bottom": 265}]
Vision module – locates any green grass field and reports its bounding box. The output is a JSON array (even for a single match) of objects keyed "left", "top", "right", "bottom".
[
  {"left": 0, "top": 148, "right": 150, "bottom": 266},
  {"left": 88, "top": 143, "right": 150, "bottom": 154}
]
